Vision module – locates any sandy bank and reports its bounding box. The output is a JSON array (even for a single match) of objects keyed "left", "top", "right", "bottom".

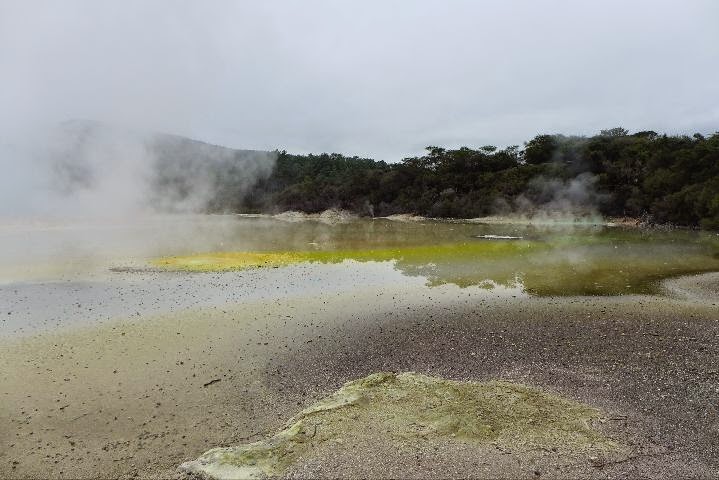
[{"left": 663, "top": 272, "right": 719, "bottom": 304}]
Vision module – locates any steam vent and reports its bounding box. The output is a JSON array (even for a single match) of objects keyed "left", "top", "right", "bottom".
[{"left": 180, "top": 372, "right": 625, "bottom": 479}]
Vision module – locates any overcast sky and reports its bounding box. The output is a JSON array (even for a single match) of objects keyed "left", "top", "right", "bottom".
[{"left": 1, "top": 0, "right": 718, "bottom": 161}]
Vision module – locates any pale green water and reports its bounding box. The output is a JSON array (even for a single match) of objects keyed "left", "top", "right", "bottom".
[
  {"left": 153, "top": 216, "right": 719, "bottom": 297},
  {"left": 1, "top": 215, "right": 718, "bottom": 296}
]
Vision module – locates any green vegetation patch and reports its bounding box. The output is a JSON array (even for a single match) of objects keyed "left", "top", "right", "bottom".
[
  {"left": 180, "top": 372, "right": 621, "bottom": 479},
  {"left": 203, "top": 130, "right": 719, "bottom": 229}
]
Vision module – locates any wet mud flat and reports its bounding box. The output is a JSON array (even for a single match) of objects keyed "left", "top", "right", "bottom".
[{"left": 0, "top": 272, "right": 717, "bottom": 479}]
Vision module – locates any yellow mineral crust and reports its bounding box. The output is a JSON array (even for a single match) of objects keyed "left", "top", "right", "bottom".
[{"left": 179, "top": 372, "right": 623, "bottom": 479}]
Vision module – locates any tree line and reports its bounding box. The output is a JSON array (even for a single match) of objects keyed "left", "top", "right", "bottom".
[{"left": 219, "top": 128, "right": 719, "bottom": 229}]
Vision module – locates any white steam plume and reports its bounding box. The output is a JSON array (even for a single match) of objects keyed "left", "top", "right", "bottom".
[
  {"left": 493, "top": 172, "right": 609, "bottom": 223},
  {"left": 0, "top": 120, "right": 277, "bottom": 220}
]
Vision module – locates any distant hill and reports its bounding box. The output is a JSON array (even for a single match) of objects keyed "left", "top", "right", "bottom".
[{"left": 42, "top": 120, "right": 277, "bottom": 214}]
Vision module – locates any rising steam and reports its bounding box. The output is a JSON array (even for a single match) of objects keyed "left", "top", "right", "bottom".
[
  {"left": 493, "top": 172, "right": 609, "bottom": 222},
  {"left": 0, "top": 120, "right": 277, "bottom": 220}
]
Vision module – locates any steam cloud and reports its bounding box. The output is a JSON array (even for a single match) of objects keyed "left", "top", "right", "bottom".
[
  {"left": 0, "top": 120, "right": 277, "bottom": 220},
  {"left": 493, "top": 172, "right": 609, "bottom": 221}
]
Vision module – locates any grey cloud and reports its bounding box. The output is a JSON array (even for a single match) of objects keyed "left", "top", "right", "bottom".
[{"left": 1, "top": 0, "right": 717, "bottom": 163}]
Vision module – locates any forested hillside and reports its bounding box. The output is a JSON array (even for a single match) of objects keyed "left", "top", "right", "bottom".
[{"left": 236, "top": 129, "right": 719, "bottom": 229}]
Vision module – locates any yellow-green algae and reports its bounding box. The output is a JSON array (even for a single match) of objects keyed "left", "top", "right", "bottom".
[
  {"left": 150, "top": 235, "right": 719, "bottom": 296},
  {"left": 179, "top": 372, "right": 622, "bottom": 479},
  {"left": 153, "top": 241, "right": 541, "bottom": 271}
]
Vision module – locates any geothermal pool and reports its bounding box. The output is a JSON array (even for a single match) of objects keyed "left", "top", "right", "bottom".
[
  {"left": 148, "top": 217, "right": 719, "bottom": 296},
  {"left": 2, "top": 214, "right": 718, "bottom": 291},
  {"left": 2, "top": 215, "right": 717, "bottom": 335}
]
